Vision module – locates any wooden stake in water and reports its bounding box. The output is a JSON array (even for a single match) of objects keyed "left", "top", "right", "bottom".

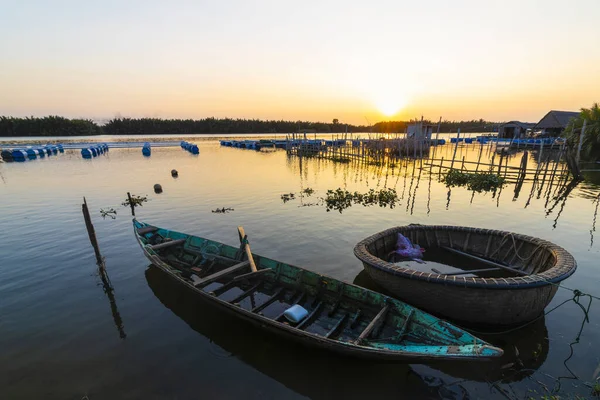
[
  {"left": 82, "top": 197, "right": 103, "bottom": 265},
  {"left": 127, "top": 192, "right": 135, "bottom": 216},
  {"left": 449, "top": 128, "right": 460, "bottom": 170}
]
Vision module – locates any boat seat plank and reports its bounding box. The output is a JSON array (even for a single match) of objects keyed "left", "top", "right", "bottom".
[
  {"left": 184, "top": 248, "right": 239, "bottom": 265},
  {"left": 232, "top": 268, "right": 274, "bottom": 282},
  {"left": 229, "top": 282, "right": 262, "bottom": 304},
  {"left": 349, "top": 309, "right": 362, "bottom": 328},
  {"left": 431, "top": 267, "right": 504, "bottom": 276},
  {"left": 324, "top": 313, "right": 349, "bottom": 338},
  {"left": 252, "top": 287, "right": 285, "bottom": 313},
  {"left": 194, "top": 261, "right": 250, "bottom": 287},
  {"left": 137, "top": 226, "right": 158, "bottom": 235},
  {"left": 296, "top": 301, "right": 323, "bottom": 330},
  {"left": 210, "top": 280, "right": 238, "bottom": 296},
  {"left": 150, "top": 238, "right": 186, "bottom": 251},
  {"left": 354, "top": 304, "right": 390, "bottom": 344},
  {"left": 395, "top": 309, "right": 415, "bottom": 342},
  {"left": 441, "top": 246, "right": 529, "bottom": 276}
]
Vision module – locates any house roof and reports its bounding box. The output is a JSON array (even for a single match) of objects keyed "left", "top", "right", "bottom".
[
  {"left": 499, "top": 121, "right": 535, "bottom": 129},
  {"left": 534, "top": 110, "right": 579, "bottom": 129}
]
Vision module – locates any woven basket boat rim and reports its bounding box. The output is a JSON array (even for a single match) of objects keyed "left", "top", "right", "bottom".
[{"left": 353, "top": 225, "right": 577, "bottom": 288}]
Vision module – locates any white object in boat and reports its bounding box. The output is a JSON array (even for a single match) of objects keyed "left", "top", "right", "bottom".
[{"left": 283, "top": 304, "right": 309, "bottom": 323}]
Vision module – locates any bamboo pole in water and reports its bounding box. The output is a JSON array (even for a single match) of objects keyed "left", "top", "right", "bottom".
[
  {"left": 82, "top": 197, "right": 103, "bottom": 265},
  {"left": 127, "top": 192, "right": 135, "bottom": 216},
  {"left": 449, "top": 128, "right": 460, "bottom": 170}
]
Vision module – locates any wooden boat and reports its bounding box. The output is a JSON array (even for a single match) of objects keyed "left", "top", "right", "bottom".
[
  {"left": 354, "top": 225, "right": 577, "bottom": 326},
  {"left": 132, "top": 219, "right": 502, "bottom": 361},
  {"left": 145, "top": 265, "right": 440, "bottom": 399}
]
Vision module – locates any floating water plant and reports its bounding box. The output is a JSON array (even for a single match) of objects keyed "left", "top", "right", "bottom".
[
  {"left": 100, "top": 208, "right": 117, "bottom": 219},
  {"left": 442, "top": 169, "right": 505, "bottom": 192},
  {"left": 331, "top": 156, "right": 351, "bottom": 163},
  {"left": 122, "top": 194, "right": 148, "bottom": 208},
  {"left": 324, "top": 188, "right": 398, "bottom": 213},
  {"left": 302, "top": 187, "right": 315, "bottom": 196},
  {"left": 281, "top": 193, "right": 296, "bottom": 203},
  {"left": 212, "top": 207, "right": 234, "bottom": 213}
]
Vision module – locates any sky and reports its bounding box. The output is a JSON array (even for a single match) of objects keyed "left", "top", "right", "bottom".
[{"left": 1, "top": 0, "right": 599, "bottom": 124}]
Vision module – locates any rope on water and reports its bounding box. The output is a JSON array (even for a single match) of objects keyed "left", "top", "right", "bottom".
[
  {"left": 477, "top": 290, "right": 596, "bottom": 396},
  {"left": 465, "top": 290, "right": 592, "bottom": 336}
]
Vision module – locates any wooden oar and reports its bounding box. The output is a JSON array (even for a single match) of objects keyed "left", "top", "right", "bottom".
[
  {"left": 238, "top": 226, "right": 258, "bottom": 272},
  {"left": 441, "top": 246, "right": 529, "bottom": 276}
]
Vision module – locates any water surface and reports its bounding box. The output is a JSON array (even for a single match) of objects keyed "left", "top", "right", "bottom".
[{"left": 1, "top": 137, "right": 599, "bottom": 399}]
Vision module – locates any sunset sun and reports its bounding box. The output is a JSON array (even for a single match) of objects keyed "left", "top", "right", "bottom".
[{"left": 374, "top": 95, "right": 408, "bottom": 117}]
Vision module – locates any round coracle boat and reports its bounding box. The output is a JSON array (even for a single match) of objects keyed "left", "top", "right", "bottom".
[{"left": 353, "top": 225, "right": 577, "bottom": 326}]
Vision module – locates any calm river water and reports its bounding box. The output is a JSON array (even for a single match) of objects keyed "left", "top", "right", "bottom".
[{"left": 1, "top": 136, "right": 599, "bottom": 399}]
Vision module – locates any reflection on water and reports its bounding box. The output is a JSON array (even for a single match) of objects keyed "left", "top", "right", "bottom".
[
  {"left": 98, "top": 262, "right": 127, "bottom": 340},
  {"left": 0, "top": 137, "right": 599, "bottom": 399},
  {"left": 283, "top": 144, "right": 592, "bottom": 230},
  {"left": 353, "top": 271, "right": 549, "bottom": 383},
  {"left": 145, "top": 265, "right": 445, "bottom": 399}
]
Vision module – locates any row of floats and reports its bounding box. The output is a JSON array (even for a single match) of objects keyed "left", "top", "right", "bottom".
[
  {"left": 219, "top": 139, "right": 276, "bottom": 150},
  {"left": 180, "top": 141, "right": 199, "bottom": 154},
  {"left": 1, "top": 144, "right": 64, "bottom": 162},
  {"left": 452, "top": 136, "right": 559, "bottom": 146},
  {"left": 81, "top": 143, "right": 109, "bottom": 158}
]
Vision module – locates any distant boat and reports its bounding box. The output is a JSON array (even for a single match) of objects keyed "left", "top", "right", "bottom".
[
  {"left": 132, "top": 219, "right": 503, "bottom": 361},
  {"left": 354, "top": 225, "right": 577, "bottom": 326}
]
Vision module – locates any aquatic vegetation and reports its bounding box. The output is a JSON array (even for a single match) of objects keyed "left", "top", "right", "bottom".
[
  {"left": 122, "top": 194, "right": 148, "bottom": 208},
  {"left": 302, "top": 187, "right": 315, "bottom": 196},
  {"left": 100, "top": 208, "right": 117, "bottom": 219},
  {"left": 593, "top": 381, "right": 600, "bottom": 397},
  {"left": 442, "top": 169, "right": 505, "bottom": 192},
  {"left": 331, "top": 156, "right": 351, "bottom": 163},
  {"left": 212, "top": 207, "right": 234, "bottom": 213},
  {"left": 324, "top": 188, "right": 398, "bottom": 213},
  {"left": 280, "top": 193, "right": 295, "bottom": 203}
]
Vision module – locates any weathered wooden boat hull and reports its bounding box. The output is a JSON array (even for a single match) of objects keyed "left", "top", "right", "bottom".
[
  {"left": 354, "top": 225, "right": 576, "bottom": 326},
  {"left": 133, "top": 220, "right": 503, "bottom": 361}
]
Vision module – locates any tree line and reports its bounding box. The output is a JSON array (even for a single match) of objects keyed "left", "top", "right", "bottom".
[
  {"left": 0, "top": 116, "right": 102, "bottom": 137},
  {"left": 102, "top": 117, "right": 369, "bottom": 135},
  {"left": 0, "top": 116, "right": 502, "bottom": 137}
]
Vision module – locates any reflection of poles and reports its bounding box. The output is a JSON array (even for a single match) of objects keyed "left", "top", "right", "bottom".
[
  {"left": 590, "top": 194, "right": 600, "bottom": 249},
  {"left": 536, "top": 154, "right": 552, "bottom": 199},
  {"left": 82, "top": 197, "right": 126, "bottom": 339},
  {"left": 543, "top": 147, "right": 564, "bottom": 202},
  {"left": 99, "top": 263, "right": 127, "bottom": 339},
  {"left": 405, "top": 161, "right": 417, "bottom": 212},
  {"left": 400, "top": 161, "right": 409, "bottom": 201},
  {"left": 513, "top": 151, "right": 528, "bottom": 201},
  {"left": 426, "top": 162, "right": 433, "bottom": 215},
  {"left": 545, "top": 179, "right": 580, "bottom": 220},
  {"left": 410, "top": 163, "right": 423, "bottom": 215}
]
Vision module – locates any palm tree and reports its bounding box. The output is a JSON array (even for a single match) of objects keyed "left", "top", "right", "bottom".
[{"left": 565, "top": 103, "right": 600, "bottom": 161}]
